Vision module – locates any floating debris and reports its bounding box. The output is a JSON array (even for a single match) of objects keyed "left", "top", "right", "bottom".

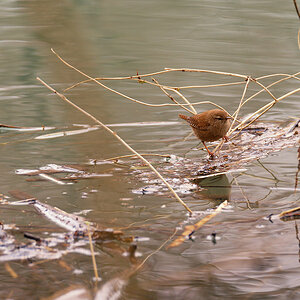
[
  {"left": 0, "top": 123, "right": 55, "bottom": 132},
  {"left": 35, "top": 126, "right": 100, "bottom": 140},
  {"left": 15, "top": 163, "right": 112, "bottom": 184},
  {"left": 39, "top": 173, "right": 70, "bottom": 185},
  {"left": 10, "top": 197, "right": 93, "bottom": 232},
  {"left": 167, "top": 200, "right": 228, "bottom": 248},
  {"left": 129, "top": 120, "right": 299, "bottom": 195},
  {"left": 267, "top": 206, "right": 300, "bottom": 222}
]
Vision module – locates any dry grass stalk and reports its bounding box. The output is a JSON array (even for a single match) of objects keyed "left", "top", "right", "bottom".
[
  {"left": 36, "top": 77, "right": 193, "bottom": 214},
  {"left": 56, "top": 48, "right": 300, "bottom": 136},
  {"left": 212, "top": 77, "right": 250, "bottom": 155},
  {"left": 87, "top": 222, "right": 99, "bottom": 282},
  {"left": 152, "top": 77, "right": 196, "bottom": 115},
  {"left": 228, "top": 86, "right": 300, "bottom": 139},
  {"left": 51, "top": 49, "right": 300, "bottom": 159}
]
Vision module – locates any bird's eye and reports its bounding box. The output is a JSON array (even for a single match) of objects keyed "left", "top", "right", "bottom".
[{"left": 215, "top": 116, "right": 223, "bottom": 120}]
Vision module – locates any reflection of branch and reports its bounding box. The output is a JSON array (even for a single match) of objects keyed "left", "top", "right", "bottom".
[
  {"left": 295, "top": 222, "right": 300, "bottom": 262},
  {"left": 233, "top": 177, "right": 252, "bottom": 209},
  {"left": 293, "top": 0, "right": 300, "bottom": 19}
]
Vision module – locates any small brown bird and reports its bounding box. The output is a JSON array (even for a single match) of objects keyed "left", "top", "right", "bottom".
[{"left": 179, "top": 109, "right": 232, "bottom": 158}]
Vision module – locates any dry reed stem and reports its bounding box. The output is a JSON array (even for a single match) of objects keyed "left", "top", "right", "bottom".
[
  {"left": 36, "top": 77, "right": 193, "bottom": 214},
  {"left": 256, "top": 72, "right": 300, "bottom": 81},
  {"left": 65, "top": 72, "right": 300, "bottom": 93},
  {"left": 87, "top": 222, "right": 99, "bottom": 282},
  {"left": 164, "top": 68, "right": 248, "bottom": 79},
  {"left": 61, "top": 59, "right": 299, "bottom": 123},
  {"left": 230, "top": 77, "right": 251, "bottom": 131},
  {"left": 212, "top": 77, "right": 250, "bottom": 155},
  {"left": 51, "top": 49, "right": 299, "bottom": 159},
  {"left": 152, "top": 77, "right": 196, "bottom": 115},
  {"left": 250, "top": 78, "right": 278, "bottom": 102},
  {"left": 228, "top": 86, "right": 300, "bottom": 138},
  {"left": 235, "top": 72, "right": 300, "bottom": 110},
  {"left": 51, "top": 49, "right": 181, "bottom": 109},
  {"left": 65, "top": 77, "right": 246, "bottom": 92},
  {"left": 171, "top": 89, "right": 197, "bottom": 114}
]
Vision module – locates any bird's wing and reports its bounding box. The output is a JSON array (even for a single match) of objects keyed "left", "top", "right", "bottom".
[{"left": 188, "top": 119, "right": 209, "bottom": 131}]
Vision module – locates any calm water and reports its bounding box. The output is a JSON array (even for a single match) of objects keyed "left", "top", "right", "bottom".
[{"left": 0, "top": 1, "right": 299, "bottom": 299}]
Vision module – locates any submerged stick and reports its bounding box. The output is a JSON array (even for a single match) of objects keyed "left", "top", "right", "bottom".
[
  {"left": 37, "top": 77, "right": 192, "bottom": 214},
  {"left": 167, "top": 200, "right": 228, "bottom": 248}
]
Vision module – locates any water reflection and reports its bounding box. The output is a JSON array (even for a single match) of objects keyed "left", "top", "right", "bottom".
[{"left": 193, "top": 174, "right": 231, "bottom": 204}]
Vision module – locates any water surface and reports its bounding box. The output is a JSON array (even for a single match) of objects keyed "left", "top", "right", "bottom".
[{"left": 0, "top": 1, "right": 299, "bottom": 299}]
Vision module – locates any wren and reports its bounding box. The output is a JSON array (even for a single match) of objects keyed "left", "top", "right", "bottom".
[{"left": 179, "top": 109, "right": 232, "bottom": 158}]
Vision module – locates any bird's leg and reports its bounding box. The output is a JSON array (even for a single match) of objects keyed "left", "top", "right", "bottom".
[
  {"left": 223, "top": 135, "right": 229, "bottom": 142},
  {"left": 202, "top": 141, "right": 215, "bottom": 159}
]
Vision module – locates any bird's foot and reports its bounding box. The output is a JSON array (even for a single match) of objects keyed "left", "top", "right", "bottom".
[
  {"left": 223, "top": 135, "right": 229, "bottom": 142},
  {"left": 208, "top": 150, "right": 215, "bottom": 160}
]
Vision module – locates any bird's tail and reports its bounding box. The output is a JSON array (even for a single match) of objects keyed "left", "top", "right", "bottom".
[{"left": 179, "top": 114, "right": 190, "bottom": 122}]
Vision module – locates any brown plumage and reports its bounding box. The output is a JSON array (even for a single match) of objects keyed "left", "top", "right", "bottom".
[{"left": 179, "top": 109, "right": 231, "bottom": 158}]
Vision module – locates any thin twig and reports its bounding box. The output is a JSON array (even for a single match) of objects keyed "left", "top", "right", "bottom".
[
  {"left": 152, "top": 77, "right": 195, "bottom": 115},
  {"left": 233, "top": 72, "right": 300, "bottom": 113},
  {"left": 37, "top": 77, "right": 193, "bottom": 214},
  {"left": 164, "top": 68, "right": 248, "bottom": 79},
  {"left": 213, "top": 77, "right": 250, "bottom": 155},
  {"left": 228, "top": 87, "right": 300, "bottom": 138}
]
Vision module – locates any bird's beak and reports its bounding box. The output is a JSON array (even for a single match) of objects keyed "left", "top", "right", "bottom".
[{"left": 226, "top": 116, "right": 234, "bottom": 120}]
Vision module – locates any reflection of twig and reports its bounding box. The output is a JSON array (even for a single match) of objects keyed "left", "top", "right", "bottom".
[
  {"left": 37, "top": 77, "right": 193, "bottom": 214},
  {"left": 294, "top": 222, "right": 300, "bottom": 263},
  {"left": 134, "top": 228, "right": 178, "bottom": 273},
  {"left": 256, "top": 159, "right": 279, "bottom": 182},
  {"left": 233, "top": 177, "right": 252, "bottom": 209}
]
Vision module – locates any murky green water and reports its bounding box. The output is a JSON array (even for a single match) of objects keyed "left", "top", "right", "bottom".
[{"left": 0, "top": 1, "right": 299, "bottom": 299}]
